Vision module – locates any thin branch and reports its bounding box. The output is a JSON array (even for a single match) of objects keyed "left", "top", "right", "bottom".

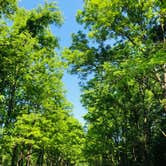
[{"left": 159, "top": 128, "right": 166, "bottom": 138}]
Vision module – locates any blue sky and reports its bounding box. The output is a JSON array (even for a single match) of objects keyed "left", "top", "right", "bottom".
[{"left": 19, "top": 0, "right": 86, "bottom": 123}]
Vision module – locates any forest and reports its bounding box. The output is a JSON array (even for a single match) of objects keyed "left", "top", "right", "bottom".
[{"left": 0, "top": 0, "right": 165, "bottom": 165}]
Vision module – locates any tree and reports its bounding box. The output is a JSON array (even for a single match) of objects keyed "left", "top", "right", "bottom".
[
  {"left": 64, "top": 0, "right": 166, "bottom": 165},
  {"left": 0, "top": 1, "right": 85, "bottom": 165}
]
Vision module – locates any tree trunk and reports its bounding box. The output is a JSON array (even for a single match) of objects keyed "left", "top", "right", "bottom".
[
  {"left": 26, "top": 149, "right": 31, "bottom": 166},
  {"left": 36, "top": 148, "right": 44, "bottom": 166},
  {"left": 6, "top": 79, "right": 16, "bottom": 127},
  {"left": 11, "top": 145, "right": 19, "bottom": 166}
]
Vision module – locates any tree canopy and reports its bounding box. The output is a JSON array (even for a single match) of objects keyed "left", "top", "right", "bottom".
[
  {"left": 0, "top": 0, "right": 166, "bottom": 166},
  {"left": 0, "top": 0, "right": 85, "bottom": 165},
  {"left": 64, "top": 0, "right": 166, "bottom": 165}
]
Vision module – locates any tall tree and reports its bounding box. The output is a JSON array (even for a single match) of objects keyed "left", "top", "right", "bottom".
[
  {"left": 64, "top": 0, "right": 166, "bottom": 165},
  {"left": 0, "top": 1, "right": 85, "bottom": 165}
]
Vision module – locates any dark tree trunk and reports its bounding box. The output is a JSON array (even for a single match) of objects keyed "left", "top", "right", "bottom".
[
  {"left": 36, "top": 148, "right": 44, "bottom": 166},
  {"left": 11, "top": 145, "right": 18, "bottom": 166}
]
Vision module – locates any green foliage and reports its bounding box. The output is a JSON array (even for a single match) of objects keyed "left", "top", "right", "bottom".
[
  {"left": 0, "top": 0, "right": 17, "bottom": 17},
  {"left": 64, "top": 0, "right": 166, "bottom": 165},
  {"left": 0, "top": 1, "right": 85, "bottom": 165}
]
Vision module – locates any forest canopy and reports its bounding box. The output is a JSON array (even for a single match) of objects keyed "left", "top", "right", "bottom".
[
  {"left": 64, "top": 0, "right": 166, "bottom": 165},
  {"left": 0, "top": 0, "right": 85, "bottom": 165},
  {"left": 0, "top": 0, "right": 166, "bottom": 166}
]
